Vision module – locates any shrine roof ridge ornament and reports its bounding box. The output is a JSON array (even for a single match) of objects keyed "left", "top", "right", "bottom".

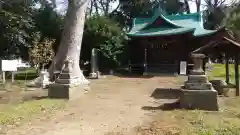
[{"left": 127, "top": 11, "right": 218, "bottom": 37}]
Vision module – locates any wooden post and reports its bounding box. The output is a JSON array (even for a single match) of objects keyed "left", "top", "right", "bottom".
[
  {"left": 11, "top": 72, "right": 14, "bottom": 83},
  {"left": 144, "top": 48, "right": 147, "bottom": 74},
  {"left": 2, "top": 71, "right": 5, "bottom": 84},
  {"left": 226, "top": 53, "right": 230, "bottom": 84},
  {"left": 234, "top": 53, "right": 239, "bottom": 96}
]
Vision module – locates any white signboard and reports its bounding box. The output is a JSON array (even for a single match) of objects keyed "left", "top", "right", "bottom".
[
  {"left": 180, "top": 61, "right": 187, "bottom": 75},
  {"left": 1, "top": 60, "right": 18, "bottom": 71}
]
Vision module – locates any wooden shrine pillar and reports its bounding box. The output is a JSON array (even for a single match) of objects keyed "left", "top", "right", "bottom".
[
  {"left": 202, "top": 57, "right": 207, "bottom": 72},
  {"left": 143, "top": 48, "right": 148, "bottom": 75},
  {"left": 234, "top": 53, "right": 240, "bottom": 96},
  {"left": 225, "top": 53, "right": 230, "bottom": 84}
]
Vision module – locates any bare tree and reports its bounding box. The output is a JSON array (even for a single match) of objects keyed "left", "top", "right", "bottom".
[
  {"left": 88, "top": 0, "right": 117, "bottom": 16},
  {"left": 204, "top": 0, "right": 226, "bottom": 11},
  {"left": 189, "top": 0, "right": 231, "bottom": 12}
]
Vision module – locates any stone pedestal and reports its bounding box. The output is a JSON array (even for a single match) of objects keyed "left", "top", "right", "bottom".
[
  {"left": 180, "top": 90, "right": 218, "bottom": 111},
  {"left": 27, "top": 70, "right": 51, "bottom": 88},
  {"left": 40, "top": 70, "right": 51, "bottom": 88},
  {"left": 49, "top": 83, "right": 88, "bottom": 100},
  {"left": 89, "top": 72, "right": 98, "bottom": 79},
  {"left": 49, "top": 60, "right": 89, "bottom": 100},
  {"left": 180, "top": 53, "right": 219, "bottom": 111}
]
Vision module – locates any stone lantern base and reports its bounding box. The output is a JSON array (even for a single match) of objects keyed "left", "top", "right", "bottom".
[
  {"left": 180, "top": 53, "right": 219, "bottom": 111},
  {"left": 180, "top": 89, "right": 218, "bottom": 111},
  {"left": 48, "top": 60, "right": 90, "bottom": 100},
  {"left": 49, "top": 83, "right": 89, "bottom": 100},
  {"left": 89, "top": 71, "right": 100, "bottom": 79}
]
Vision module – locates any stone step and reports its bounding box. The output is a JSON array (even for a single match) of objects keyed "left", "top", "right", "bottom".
[
  {"left": 55, "top": 79, "right": 71, "bottom": 84},
  {"left": 190, "top": 70, "right": 205, "bottom": 75},
  {"left": 184, "top": 82, "right": 212, "bottom": 90},
  {"left": 187, "top": 75, "right": 208, "bottom": 83},
  {"left": 55, "top": 78, "right": 78, "bottom": 84},
  {"left": 58, "top": 73, "right": 77, "bottom": 79}
]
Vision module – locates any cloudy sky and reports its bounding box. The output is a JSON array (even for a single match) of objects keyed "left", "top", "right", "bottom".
[{"left": 55, "top": 0, "right": 237, "bottom": 14}]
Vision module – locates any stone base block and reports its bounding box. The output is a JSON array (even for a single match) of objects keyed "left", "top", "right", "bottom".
[
  {"left": 209, "top": 80, "right": 229, "bottom": 95},
  {"left": 143, "top": 72, "right": 148, "bottom": 76},
  {"left": 184, "top": 82, "right": 212, "bottom": 90},
  {"left": 187, "top": 75, "right": 208, "bottom": 83},
  {"left": 89, "top": 72, "right": 98, "bottom": 79},
  {"left": 180, "top": 89, "right": 219, "bottom": 111},
  {"left": 48, "top": 83, "right": 89, "bottom": 100},
  {"left": 190, "top": 70, "right": 205, "bottom": 75}
]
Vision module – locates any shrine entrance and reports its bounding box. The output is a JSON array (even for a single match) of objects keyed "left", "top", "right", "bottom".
[{"left": 146, "top": 42, "right": 180, "bottom": 74}]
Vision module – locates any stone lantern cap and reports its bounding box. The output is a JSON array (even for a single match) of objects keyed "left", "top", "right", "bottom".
[{"left": 190, "top": 53, "right": 206, "bottom": 59}]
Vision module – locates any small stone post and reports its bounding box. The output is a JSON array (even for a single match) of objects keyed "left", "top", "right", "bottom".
[
  {"left": 40, "top": 70, "right": 50, "bottom": 88},
  {"left": 89, "top": 48, "right": 99, "bottom": 79},
  {"left": 143, "top": 48, "right": 148, "bottom": 76},
  {"left": 180, "top": 53, "right": 219, "bottom": 111}
]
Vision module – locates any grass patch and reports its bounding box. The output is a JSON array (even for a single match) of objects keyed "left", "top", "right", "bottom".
[
  {"left": 0, "top": 71, "right": 66, "bottom": 129},
  {"left": 207, "top": 64, "right": 239, "bottom": 84},
  {"left": 0, "top": 99, "right": 66, "bottom": 126},
  {"left": 5, "top": 68, "right": 38, "bottom": 81},
  {"left": 135, "top": 98, "right": 240, "bottom": 135},
  {"left": 0, "top": 80, "right": 28, "bottom": 89}
]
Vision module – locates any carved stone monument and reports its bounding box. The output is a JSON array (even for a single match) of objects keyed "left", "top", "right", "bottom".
[
  {"left": 48, "top": 60, "right": 89, "bottom": 99},
  {"left": 180, "top": 53, "right": 219, "bottom": 111},
  {"left": 40, "top": 70, "right": 51, "bottom": 88},
  {"left": 89, "top": 48, "right": 99, "bottom": 79},
  {"left": 27, "top": 70, "right": 51, "bottom": 88}
]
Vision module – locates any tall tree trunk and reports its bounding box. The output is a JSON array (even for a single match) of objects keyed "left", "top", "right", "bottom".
[
  {"left": 184, "top": 0, "right": 190, "bottom": 13},
  {"left": 89, "top": 0, "right": 94, "bottom": 17},
  {"left": 196, "top": 0, "right": 201, "bottom": 12},
  {"left": 105, "top": 0, "right": 110, "bottom": 15},
  {"left": 50, "top": 0, "right": 90, "bottom": 83},
  {"left": 28, "top": 0, "right": 90, "bottom": 87},
  {"left": 42, "top": 0, "right": 89, "bottom": 81}
]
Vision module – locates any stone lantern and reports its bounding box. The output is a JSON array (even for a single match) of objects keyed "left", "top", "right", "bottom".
[
  {"left": 190, "top": 53, "right": 205, "bottom": 75},
  {"left": 180, "top": 53, "right": 219, "bottom": 111}
]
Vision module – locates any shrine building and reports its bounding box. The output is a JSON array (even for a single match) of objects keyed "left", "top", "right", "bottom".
[{"left": 126, "top": 9, "right": 225, "bottom": 75}]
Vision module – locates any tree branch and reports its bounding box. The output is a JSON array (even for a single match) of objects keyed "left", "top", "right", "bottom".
[
  {"left": 93, "top": 0, "right": 99, "bottom": 15},
  {"left": 110, "top": 3, "right": 120, "bottom": 14}
]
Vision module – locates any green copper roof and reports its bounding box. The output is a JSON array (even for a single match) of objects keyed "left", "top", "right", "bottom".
[
  {"left": 129, "top": 27, "right": 195, "bottom": 36},
  {"left": 127, "top": 12, "right": 217, "bottom": 37}
]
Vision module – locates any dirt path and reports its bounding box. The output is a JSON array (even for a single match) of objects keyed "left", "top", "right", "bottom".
[{"left": 5, "top": 76, "right": 181, "bottom": 135}]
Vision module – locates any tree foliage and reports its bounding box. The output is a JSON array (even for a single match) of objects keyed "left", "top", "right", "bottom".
[
  {"left": 82, "top": 15, "right": 125, "bottom": 69},
  {"left": 158, "top": 0, "right": 190, "bottom": 15},
  {"left": 29, "top": 33, "right": 55, "bottom": 69},
  {"left": 109, "top": 0, "right": 191, "bottom": 29},
  {"left": 0, "top": 0, "right": 63, "bottom": 62},
  {"left": 202, "top": 0, "right": 228, "bottom": 29},
  {"left": 33, "top": 4, "right": 64, "bottom": 52},
  {"left": 0, "top": 0, "right": 36, "bottom": 60},
  {"left": 223, "top": 3, "right": 240, "bottom": 39}
]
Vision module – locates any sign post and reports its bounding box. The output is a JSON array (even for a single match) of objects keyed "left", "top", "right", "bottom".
[
  {"left": 1, "top": 60, "right": 18, "bottom": 84},
  {"left": 180, "top": 61, "right": 187, "bottom": 75},
  {"left": 11, "top": 72, "right": 15, "bottom": 83},
  {"left": 2, "top": 71, "right": 5, "bottom": 84}
]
